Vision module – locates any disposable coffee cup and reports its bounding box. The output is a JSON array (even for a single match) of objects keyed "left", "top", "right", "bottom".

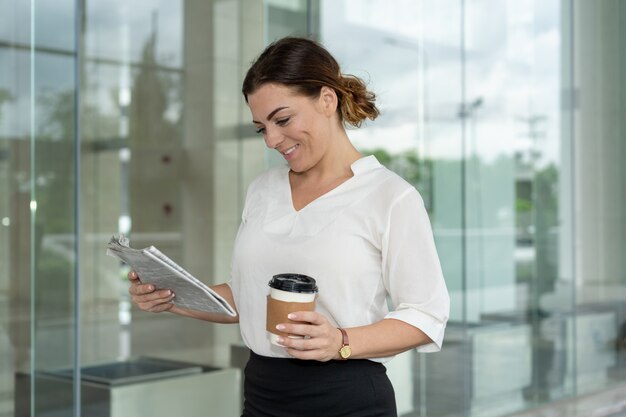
[{"left": 266, "top": 273, "right": 318, "bottom": 346}]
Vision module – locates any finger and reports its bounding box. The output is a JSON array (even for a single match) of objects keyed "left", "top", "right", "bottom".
[
  {"left": 127, "top": 270, "right": 141, "bottom": 282},
  {"left": 282, "top": 336, "right": 339, "bottom": 362},
  {"left": 143, "top": 301, "right": 175, "bottom": 313},
  {"left": 136, "top": 293, "right": 175, "bottom": 311},
  {"left": 133, "top": 289, "right": 173, "bottom": 303},
  {"left": 278, "top": 334, "right": 315, "bottom": 351},
  {"left": 277, "top": 322, "right": 321, "bottom": 339},
  {"left": 287, "top": 311, "right": 325, "bottom": 325},
  {"left": 129, "top": 283, "right": 159, "bottom": 296},
  {"left": 285, "top": 347, "right": 322, "bottom": 360},
  {"left": 281, "top": 336, "right": 334, "bottom": 361}
]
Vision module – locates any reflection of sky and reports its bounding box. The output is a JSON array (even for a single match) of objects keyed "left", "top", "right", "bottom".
[
  {"left": 0, "top": 50, "right": 75, "bottom": 138},
  {"left": 0, "top": 0, "right": 184, "bottom": 139},
  {"left": 321, "top": 0, "right": 561, "bottom": 164},
  {"left": 86, "top": 0, "right": 183, "bottom": 67},
  {"left": 0, "top": 0, "right": 185, "bottom": 67},
  {"left": 1, "top": 0, "right": 562, "bottom": 165},
  {"left": 35, "top": 0, "right": 76, "bottom": 50},
  {"left": 0, "top": 1, "right": 25, "bottom": 45},
  {"left": 0, "top": 0, "right": 75, "bottom": 49}
]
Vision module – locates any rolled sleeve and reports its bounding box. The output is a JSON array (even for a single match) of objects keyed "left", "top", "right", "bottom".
[{"left": 382, "top": 188, "right": 450, "bottom": 353}]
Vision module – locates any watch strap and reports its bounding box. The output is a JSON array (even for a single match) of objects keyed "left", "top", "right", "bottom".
[
  {"left": 338, "top": 327, "right": 351, "bottom": 359},
  {"left": 338, "top": 327, "right": 349, "bottom": 346}
]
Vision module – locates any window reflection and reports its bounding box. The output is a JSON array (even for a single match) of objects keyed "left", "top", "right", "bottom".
[{"left": 320, "top": 1, "right": 582, "bottom": 415}]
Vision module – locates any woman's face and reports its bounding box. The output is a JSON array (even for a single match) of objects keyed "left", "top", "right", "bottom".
[{"left": 247, "top": 83, "right": 337, "bottom": 173}]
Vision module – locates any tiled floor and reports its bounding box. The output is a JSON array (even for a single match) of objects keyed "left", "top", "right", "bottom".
[{"left": 506, "top": 383, "right": 626, "bottom": 417}]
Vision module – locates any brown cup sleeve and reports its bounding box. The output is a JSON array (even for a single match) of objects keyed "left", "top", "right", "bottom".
[{"left": 266, "top": 295, "right": 316, "bottom": 336}]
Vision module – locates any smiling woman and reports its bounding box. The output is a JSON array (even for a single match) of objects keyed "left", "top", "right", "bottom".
[
  {"left": 128, "top": 36, "right": 450, "bottom": 417},
  {"left": 226, "top": 36, "right": 449, "bottom": 417},
  {"left": 246, "top": 83, "right": 355, "bottom": 184},
  {"left": 242, "top": 37, "right": 383, "bottom": 209}
]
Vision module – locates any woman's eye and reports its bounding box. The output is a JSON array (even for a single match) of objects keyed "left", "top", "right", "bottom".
[
  {"left": 276, "top": 117, "right": 290, "bottom": 126},
  {"left": 255, "top": 127, "right": 266, "bottom": 134}
]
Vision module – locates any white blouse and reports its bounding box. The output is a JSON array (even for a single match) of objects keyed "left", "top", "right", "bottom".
[{"left": 229, "top": 155, "right": 450, "bottom": 362}]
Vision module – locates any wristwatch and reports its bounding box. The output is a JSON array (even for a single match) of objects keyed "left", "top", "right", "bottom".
[{"left": 338, "top": 328, "right": 352, "bottom": 360}]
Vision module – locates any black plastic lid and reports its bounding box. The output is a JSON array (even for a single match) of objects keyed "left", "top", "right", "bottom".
[{"left": 268, "top": 273, "right": 318, "bottom": 293}]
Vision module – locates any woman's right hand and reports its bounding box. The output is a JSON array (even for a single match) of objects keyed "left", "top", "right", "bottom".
[{"left": 127, "top": 270, "right": 176, "bottom": 313}]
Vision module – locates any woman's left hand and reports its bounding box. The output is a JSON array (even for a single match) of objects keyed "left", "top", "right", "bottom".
[{"left": 276, "top": 311, "right": 344, "bottom": 362}]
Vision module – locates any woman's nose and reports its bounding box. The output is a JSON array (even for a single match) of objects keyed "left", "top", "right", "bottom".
[{"left": 264, "top": 127, "right": 283, "bottom": 149}]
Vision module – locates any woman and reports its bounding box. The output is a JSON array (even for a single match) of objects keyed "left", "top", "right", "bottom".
[{"left": 128, "top": 36, "right": 450, "bottom": 417}]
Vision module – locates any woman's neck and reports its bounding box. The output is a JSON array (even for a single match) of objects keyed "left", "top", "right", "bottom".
[{"left": 292, "top": 130, "right": 361, "bottom": 183}]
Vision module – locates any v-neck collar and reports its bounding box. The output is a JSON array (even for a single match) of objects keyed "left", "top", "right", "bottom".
[
  {"left": 261, "top": 155, "right": 383, "bottom": 237},
  {"left": 285, "top": 155, "right": 381, "bottom": 213}
]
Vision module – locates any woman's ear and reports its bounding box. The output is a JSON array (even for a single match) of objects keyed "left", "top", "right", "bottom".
[{"left": 318, "top": 86, "right": 338, "bottom": 117}]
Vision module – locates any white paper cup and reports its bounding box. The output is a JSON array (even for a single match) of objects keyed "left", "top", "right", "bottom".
[{"left": 266, "top": 274, "right": 318, "bottom": 346}]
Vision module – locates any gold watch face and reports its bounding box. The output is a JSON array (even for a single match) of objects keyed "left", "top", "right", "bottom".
[{"left": 339, "top": 345, "right": 352, "bottom": 359}]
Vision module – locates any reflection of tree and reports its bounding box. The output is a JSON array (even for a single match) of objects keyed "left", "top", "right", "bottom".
[
  {"left": 39, "top": 88, "right": 115, "bottom": 142},
  {"left": 128, "top": 22, "right": 179, "bottom": 145},
  {"left": 0, "top": 88, "right": 12, "bottom": 122},
  {"left": 534, "top": 163, "right": 559, "bottom": 293},
  {"left": 33, "top": 87, "right": 109, "bottom": 258},
  {"left": 38, "top": 90, "right": 75, "bottom": 140},
  {"left": 520, "top": 162, "right": 561, "bottom": 403},
  {"left": 362, "top": 148, "right": 430, "bottom": 186},
  {"left": 365, "top": 146, "right": 561, "bottom": 294},
  {"left": 32, "top": 82, "right": 121, "bottom": 315},
  {"left": 26, "top": 87, "right": 78, "bottom": 317},
  {"left": 362, "top": 148, "right": 433, "bottom": 210}
]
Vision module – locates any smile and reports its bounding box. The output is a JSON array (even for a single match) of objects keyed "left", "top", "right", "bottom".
[{"left": 282, "top": 144, "right": 299, "bottom": 155}]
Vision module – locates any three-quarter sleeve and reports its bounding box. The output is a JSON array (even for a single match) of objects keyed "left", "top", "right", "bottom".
[{"left": 382, "top": 188, "right": 450, "bottom": 352}]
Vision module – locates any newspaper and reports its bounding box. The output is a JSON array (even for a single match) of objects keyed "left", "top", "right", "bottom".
[{"left": 106, "top": 235, "right": 237, "bottom": 317}]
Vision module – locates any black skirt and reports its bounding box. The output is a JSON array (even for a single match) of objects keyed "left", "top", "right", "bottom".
[{"left": 242, "top": 351, "right": 397, "bottom": 417}]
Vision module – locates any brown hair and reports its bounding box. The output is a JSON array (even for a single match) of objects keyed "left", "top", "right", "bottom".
[{"left": 242, "top": 37, "right": 379, "bottom": 128}]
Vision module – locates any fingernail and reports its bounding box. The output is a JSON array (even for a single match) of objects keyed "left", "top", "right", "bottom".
[
  {"left": 287, "top": 313, "right": 296, "bottom": 320},
  {"left": 148, "top": 285, "right": 154, "bottom": 291},
  {"left": 277, "top": 337, "right": 284, "bottom": 344},
  {"left": 276, "top": 324, "right": 285, "bottom": 331}
]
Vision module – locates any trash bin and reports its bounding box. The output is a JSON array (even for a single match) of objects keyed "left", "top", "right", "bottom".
[{"left": 15, "top": 357, "right": 241, "bottom": 417}]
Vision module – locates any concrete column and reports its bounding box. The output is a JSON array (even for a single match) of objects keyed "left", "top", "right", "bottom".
[{"left": 573, "top": 0, "right": 626, "bottom": 296}]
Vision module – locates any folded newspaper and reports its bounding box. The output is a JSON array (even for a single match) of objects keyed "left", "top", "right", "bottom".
[{"left": 106, "top": 235, "right": 237, "bottom": 317}]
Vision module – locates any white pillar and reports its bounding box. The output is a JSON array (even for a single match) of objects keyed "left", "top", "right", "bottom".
[{"left": 573, "top": 0, "right": 626, "bottom": 298}]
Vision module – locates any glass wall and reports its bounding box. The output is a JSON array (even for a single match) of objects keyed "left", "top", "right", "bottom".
[
  {"left": 1, "top": 0, "right": 80, "bottom": 415},
  {"left": 319, "top": 0, "right": 625, "bottom": 416},
  {"left": 0, "top": 1, "right": 306, "bottom": 416},
  {"left": 1, "top": 1, "right": 625, "bottom": 417}
]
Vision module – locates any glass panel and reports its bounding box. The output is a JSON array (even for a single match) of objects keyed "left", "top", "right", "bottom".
[
  {"left": 78, "top": 0, "right": 288, "bottom": 415},
  {"left": 0, "top": 6, "right": 28, "bottom": 416},
  {"left": 319, "top": 1, "right": 466, "bottom": 415},
  {"left": 84, "top": 0, "right": 183, "bottom": 68},
  {"left": 79, "top": 0, "right": 187, "bottom": 365},
  {"left": 463, "top": 1, "right": 574, "bottom": 412},
  {"left": 320, "top": 1, "right": 579, "bottom": 416},
  {"left": 79, "top": 0, "right": 205, "bottom": 370},
  {"left": 1, "top": 0, "right": 79, "bottom": 415},
  {"left": 32, "top": 51, "right": 78, "bottom": 415},
  {"left": 266, "top": 0, "right": 312, "bottom": 40}
]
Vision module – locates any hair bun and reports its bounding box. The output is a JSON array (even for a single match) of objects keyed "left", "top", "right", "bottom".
[
  {"left": 338, "top": 75, "right": 380, "bottom": 128},
  {"left": 242, "top": 37, "right": 380, "bottom": 128}
]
